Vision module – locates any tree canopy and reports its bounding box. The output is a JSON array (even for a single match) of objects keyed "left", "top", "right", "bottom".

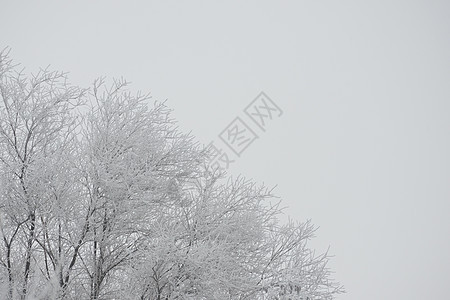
[{"left": 0, "top": 49, "right": 343, "bottom": 300}]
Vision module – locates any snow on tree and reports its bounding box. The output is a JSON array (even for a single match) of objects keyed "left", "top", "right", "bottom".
[{"left": 0, "top": 49, "right": 343, "bottom": 300}]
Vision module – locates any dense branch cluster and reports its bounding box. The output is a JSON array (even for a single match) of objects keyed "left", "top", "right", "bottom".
[{"left": 0, "top": 49, "right": 343, "bottom": 300}]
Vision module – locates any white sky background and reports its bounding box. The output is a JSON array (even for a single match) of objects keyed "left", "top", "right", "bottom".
[{"left": 2, "top": 1, "right": 450, "bottom": 299}]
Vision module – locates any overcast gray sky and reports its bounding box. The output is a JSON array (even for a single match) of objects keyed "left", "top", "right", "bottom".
[{"left": 2, "top": 1, "right": 450, "bottom": 299}]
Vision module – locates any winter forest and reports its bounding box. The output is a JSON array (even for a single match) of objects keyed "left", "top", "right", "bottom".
[{"left": 0, "top": 49, "right": 343, "bottom": 299}]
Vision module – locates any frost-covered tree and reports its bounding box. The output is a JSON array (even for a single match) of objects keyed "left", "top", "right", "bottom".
[
  {"left": 0, "top": 49, "right": 85, "bottom": 300},
  {"left": 0, "top": 49, "right": 343, "bottom": 300}
]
